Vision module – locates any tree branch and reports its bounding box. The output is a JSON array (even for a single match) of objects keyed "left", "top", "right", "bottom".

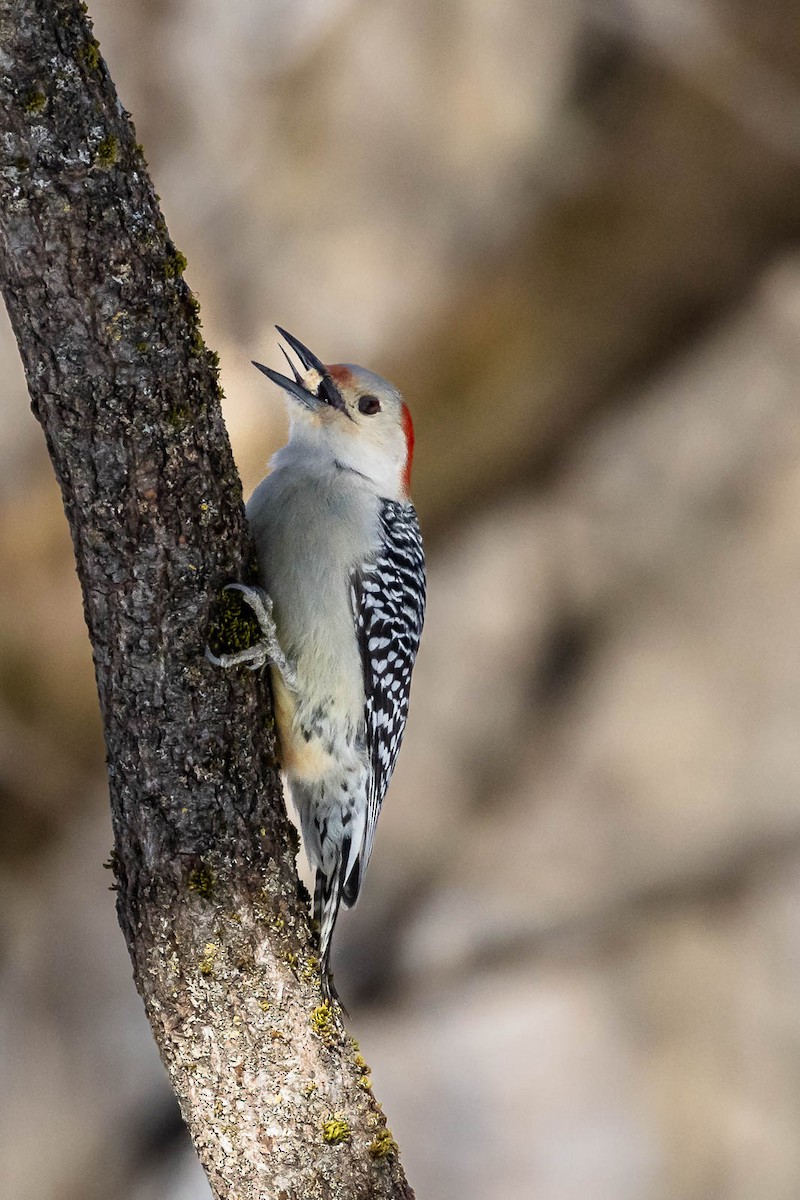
[{"left": 0, "top": 1, "right": 414, "bottom": 1195}]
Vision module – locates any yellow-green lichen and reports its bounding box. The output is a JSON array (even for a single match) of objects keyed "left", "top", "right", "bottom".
[
  {"left": 189, "top": 326, "right": 205, "bottom": 355},
  {"left": 167, "top": 402, "right": 191, "bottom": 430},
  {"left": 300, "top": 955, "right": 319, "bottom": 983},
  {"left": 106, "top": 310, "right": 127, "bottom": 342},
  {"left": 253, "top": 889, "right": 272, "bottom": 923},
  {"left": 23, "top": 90, "right": 46, "bottom": 115},
  {"left": 302, "top": 1081, "right": 317, "bottom": 1098},
  {"left": 368, "top": 1128, "right": 398, "bottom": 1161},
  {"left": 135, "top": 340, "right": 148, "bottom": 354},
  {"left": 321, "top": 1116, "right": 351, "bottom": 1145},
  {"left": 310, "top": 1002, "right": 337, "bottom": 1045},
  {"left": 187, "top": 862, "right": 215, "bottom": 899},
  {"left": 353, "top": 1053, "right": 370, "bottom": 1073},
  {"left": 164, "top": 248, "right": 188, "bottom": 279},
  {"left": 283, "top": 951, "right": 299, "bottom": 968},
  {"left": 199, "top": 941, "right": 218, "bottom": 976},
  {"left": 257, "top": 999, "right": 270, "bottom": 1012},
  {"left": 94, "top": 134, "right": 119, "bottom": 168},
  {"left": 206, "top": 587, "right": 261, "bottom": 660},
  {"left": 357, "top": 1075, "right": 372, "bottom": 1091},
  {"left": 77, "top": 38, "right": 102, "bottom": 71}
]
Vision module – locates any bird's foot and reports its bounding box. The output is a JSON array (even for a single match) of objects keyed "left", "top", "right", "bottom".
[{"left": 206, "top": 583, "right": 297, "bottom": 688}]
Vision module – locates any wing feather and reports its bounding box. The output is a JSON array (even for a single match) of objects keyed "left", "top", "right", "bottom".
[{"left": 345, "top": 499, "right": 425, "bottom": 904}]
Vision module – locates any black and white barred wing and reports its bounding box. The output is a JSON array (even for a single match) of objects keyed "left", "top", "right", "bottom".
[{"left": 345, "top": 499, "right": 426, "bottom": 905}]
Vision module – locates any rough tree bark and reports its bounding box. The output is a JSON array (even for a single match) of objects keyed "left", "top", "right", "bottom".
[{"left": 0, "top": 2, "right": 415, "bottom": 1197}]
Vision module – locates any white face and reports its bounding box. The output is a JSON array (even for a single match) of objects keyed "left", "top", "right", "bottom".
[
  {"left": 291, "top": 363, "right": 410, "bottom": 496},
  {"left": 256, "top": 331, "right": 415, "bottom": 500}
]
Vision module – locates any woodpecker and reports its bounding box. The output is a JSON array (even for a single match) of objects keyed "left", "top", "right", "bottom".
[{"left": 208, "top": 328, "right": 425, "bottom": 1004}]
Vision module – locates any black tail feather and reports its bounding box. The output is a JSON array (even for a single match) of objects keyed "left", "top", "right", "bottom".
[
  {"left": 341, "top": 855, "right": 361, "bottom": 908},
  {"left": 314, "top": 836, "right": 352, "bottom": 1012}
]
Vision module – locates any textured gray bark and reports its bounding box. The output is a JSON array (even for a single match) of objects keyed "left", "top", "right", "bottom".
[{"left": 0, "top": 1, "right": 414, "bottom": 1196}]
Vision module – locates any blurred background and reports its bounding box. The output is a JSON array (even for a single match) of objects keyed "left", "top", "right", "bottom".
[{"left": 3, "top": 0, "right": 800, "bottom": 1197}]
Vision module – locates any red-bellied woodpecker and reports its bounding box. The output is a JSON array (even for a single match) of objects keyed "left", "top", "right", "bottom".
[{"left": 208, "top": 328, "right": 425, "bottom": 1004}]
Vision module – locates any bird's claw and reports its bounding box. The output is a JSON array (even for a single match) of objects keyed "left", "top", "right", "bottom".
[{"left": 206, "top": 583, "right": 297, "bottom": 688}]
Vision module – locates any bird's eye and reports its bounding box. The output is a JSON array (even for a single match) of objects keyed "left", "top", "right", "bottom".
[{"left": 358, "top": 394, "right": 381, "bottom": 415}]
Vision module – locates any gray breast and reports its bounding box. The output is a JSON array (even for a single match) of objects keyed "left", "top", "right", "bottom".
[{"left": 247, "top": 464, "right": 380, "bottom": 721}]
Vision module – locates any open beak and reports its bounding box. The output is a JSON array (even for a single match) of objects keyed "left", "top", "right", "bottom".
[{"left": 252, "top": 327, "right": 346, "bottom": 412}]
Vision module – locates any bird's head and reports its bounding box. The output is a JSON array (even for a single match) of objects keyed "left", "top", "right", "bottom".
[{"left": 254, "top": 328, "right": 415, "bottom": 500}]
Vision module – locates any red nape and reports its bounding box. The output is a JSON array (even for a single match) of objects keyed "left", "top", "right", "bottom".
[
  {"left": 401, "top": 402, "right": 415, "bottom": 495},
  {"left": 327, "top": 363, "right": 353, "bottom": 385}
]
